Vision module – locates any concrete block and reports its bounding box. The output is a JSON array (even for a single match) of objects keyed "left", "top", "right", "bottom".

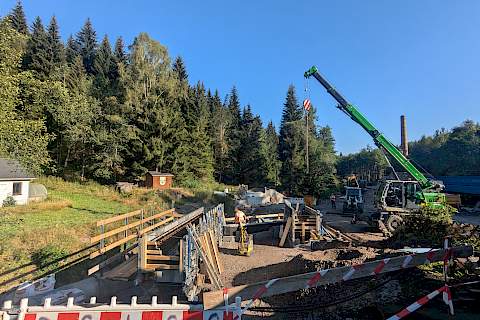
[{"left": 154, "top": 270, "right": 184, "bottom": 283}]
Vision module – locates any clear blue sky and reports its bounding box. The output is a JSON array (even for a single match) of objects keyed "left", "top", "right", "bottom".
[{"left": 2, "top": 1, "right": 479, "bottom": 154}]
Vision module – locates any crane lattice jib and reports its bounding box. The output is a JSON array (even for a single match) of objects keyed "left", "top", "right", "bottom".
[{"left": 304, "top": 66, "right": 431, "bottom": 189}]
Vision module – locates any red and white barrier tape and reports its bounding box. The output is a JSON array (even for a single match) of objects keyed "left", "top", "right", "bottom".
[
  {"left": 387, "top": 285, "right": 451, "bottom": 320},
  {"left": 241, "top": 278, "right": 278, "bottom": 314}
]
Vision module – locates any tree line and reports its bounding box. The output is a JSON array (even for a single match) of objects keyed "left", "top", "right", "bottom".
[
  {"left": 337, "top": 120, "right": 480, "bottom": 180},
  {"left": 0, "top": 2, "right": 338, "bottom": 197}
]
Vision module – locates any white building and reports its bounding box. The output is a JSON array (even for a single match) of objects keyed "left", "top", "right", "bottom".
[{"left": 0, "top": 158, "right": 35, "bottom": 206}]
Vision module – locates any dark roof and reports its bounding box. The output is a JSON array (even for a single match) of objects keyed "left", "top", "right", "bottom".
[
  {"left": 0, "top": 158, "right": 35, "bottom": 180},
  {"left": 147, "top": 171, "right": 174, "bottom": 177},
  {"left": 438, "top": 176, "right": 480, "bottom": 195}
]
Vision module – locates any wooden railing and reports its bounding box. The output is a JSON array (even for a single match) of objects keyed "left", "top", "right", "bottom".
[{"left": 90, "top": 208, "right": 175, "bottom": 259}]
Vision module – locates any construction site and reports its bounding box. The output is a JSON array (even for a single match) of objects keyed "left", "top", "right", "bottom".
[
  {"left": 1, "top": 67, "right": 479, "bottom": 320},
  {"left": 1, "top": 1, "right": 480, "bottom": 320}
]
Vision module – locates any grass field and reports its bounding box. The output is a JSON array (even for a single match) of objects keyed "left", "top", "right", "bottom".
[
  {"left": 0, "top": 176, "right": 227, "bottom": 293},
  {"left": 0, "top": 176, "right": 169, "bottom": 292}
]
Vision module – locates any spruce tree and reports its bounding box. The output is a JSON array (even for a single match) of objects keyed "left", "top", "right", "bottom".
[
  {"left": 46, "top": 16, "right": 65, "bottom": 75},
  {"left": 224, "top": 86, "right": 242, "bottom": 183},
  {"left": 237, "top": 105, "right": 265, "bottom": 186},
  {"left": 261, "top": 121, "right": 281, "bottom": 186},
  {"left": 23, "top": 16, "right": 50, "bottom": 79},
  {"left": 173, "top": 56, "right": 188, "bottom": 82},
  {"left": 113, "top": 36, "right": 127, "bottom": 64},
  {"left": 65, "top": 35, "right": 80, "bottom": 64},
  {"left": 93, "top": 35, "right": 114, "bottom": 97},
  {"left": 76, "top": 18, "right": 97, "bottom": 74},
  {"left": 279, "top": 85, "right": 304, "bottom": 194},
  {"left": 209, "top": 90, "right": 230, "bottom": 182},
  {"left": 8, "top": 1, "right": 28, "bottom": 35}
]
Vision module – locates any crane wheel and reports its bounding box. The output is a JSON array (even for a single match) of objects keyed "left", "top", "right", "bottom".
[{"left": 386, "top": 214, "right": 403, "bottom": 233}]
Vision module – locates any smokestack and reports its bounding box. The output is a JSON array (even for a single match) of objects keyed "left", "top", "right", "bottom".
[{"left": 400, "top": 115, "right": 408, "bottom": 156}]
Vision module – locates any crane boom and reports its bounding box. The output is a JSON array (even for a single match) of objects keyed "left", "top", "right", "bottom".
[{"left": 304, "top": 66, "right": 432, "bottom": 189}]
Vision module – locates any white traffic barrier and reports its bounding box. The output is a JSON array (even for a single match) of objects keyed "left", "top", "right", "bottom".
[{"left": 2, "top": 295, "right": 242, "bottom": 320}]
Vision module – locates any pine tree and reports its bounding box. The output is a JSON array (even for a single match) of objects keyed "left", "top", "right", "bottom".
[
  {"left": 279, "top": 85, "right": 304, "bottom": 194},
  {"left": 76, "top": 18, "right": 97, "bottom": 74},
  {"left": 23, "top": 17, "right": 50, "bottom": 79},
  {"left": 8, "top": 1, "right": 28, "bottom": 35},
  {"left": 65, "top": 35, "right": 80, "bottom": 64},
  {"left": 46, "top": 16, "right": 65, "bottom": 75},
  {"left": 173, "top": 56, "right": 188, "bottom": 82}
]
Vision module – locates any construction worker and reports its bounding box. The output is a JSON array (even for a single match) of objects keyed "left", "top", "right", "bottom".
[
  {"left": 234, "top": 207, "right": 247, "bottom": 224},
  {"left": 330, "top": 194, "right": 336, "bottom": 209}
]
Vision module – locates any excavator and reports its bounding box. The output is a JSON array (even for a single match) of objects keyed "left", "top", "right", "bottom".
[{"left": 304, "top": 66, "right": 447, "bottom": 232}]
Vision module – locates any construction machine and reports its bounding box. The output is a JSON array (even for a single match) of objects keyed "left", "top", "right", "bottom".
[
  {"left": 238, "top": 224, "right": 253, "bottom": 256},
  {"left": 304, "top": 66, "right": 447, "bottom": 232},
  {"left": 343, "top": 186, "right": 364, "bottom": 215}
]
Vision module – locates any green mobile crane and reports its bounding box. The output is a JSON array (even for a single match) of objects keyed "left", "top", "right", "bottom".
[{"left": 304, "top": 66, "right": 447, "bottom": 232}]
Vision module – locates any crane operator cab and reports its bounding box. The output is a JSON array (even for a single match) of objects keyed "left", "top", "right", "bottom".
[{"left": 368, "top": 179, "right": 445, "bottom": 232}]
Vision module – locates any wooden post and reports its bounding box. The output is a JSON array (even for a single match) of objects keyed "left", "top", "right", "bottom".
[
  {"left": 138, "top": 235, "right": 148, "bottom": 272},
  {"left": 301, "top": 223, "right": 306, "bottom": 243},
  {"left": 202, "top": 245, "right": 474, "bottom": 310},
  {"left": 279, "top": 217, "right": 292, "bottom": 247}
]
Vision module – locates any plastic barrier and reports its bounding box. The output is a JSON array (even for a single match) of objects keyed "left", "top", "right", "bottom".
[{"left": 1, "top": 296, "right": 241, "bottom": 320}]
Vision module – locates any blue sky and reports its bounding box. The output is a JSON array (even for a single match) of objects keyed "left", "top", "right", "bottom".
[{"left": 1, "top": 1, "right": 479, "bottom": 154}]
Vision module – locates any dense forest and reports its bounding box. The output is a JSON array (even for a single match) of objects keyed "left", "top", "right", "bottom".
[
  {"left": 0, "top": 2, "right": 338, "bottom": 196},
  {"left": 337, "top": 120, "right": 480, "bottom": 179},
  {"left": 409, "top": 120, "right": 480, "bottom": 176}
]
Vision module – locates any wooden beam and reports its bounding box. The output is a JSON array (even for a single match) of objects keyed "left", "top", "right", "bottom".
[
  {"left": 96, "top": 209, "right": 142, "bottom": 226},
  {"left": 90, "top": 234, "right": 137, "bottom": 259},
  {"left": 91, "top": 209, "right": 175, "bottom": 243},
  {"left": 146, "top": 255, "right": 180, "bottom": 261},
  {"left": 145, "top": 264, "right": 179, "bottom": 270},
  {"left": 279, "top": 217, "right": 292, "bottom": 247},
  {"left": 202, "top": 246, "right": 473, "bottom": 310},
  {"left": 138, "top": 216, "right": 175, "bottom": 236}
]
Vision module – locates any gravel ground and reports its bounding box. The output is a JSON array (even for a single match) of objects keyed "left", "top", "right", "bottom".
[{"left": 219, "top": 230, "right": 384, "bottom": 288}]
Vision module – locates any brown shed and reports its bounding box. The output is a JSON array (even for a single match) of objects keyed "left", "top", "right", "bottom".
[{"left": 145, "top": 172, "right": 174, "bottom": 190}]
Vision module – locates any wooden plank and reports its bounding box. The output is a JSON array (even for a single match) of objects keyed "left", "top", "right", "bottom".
[
  {"left": 201, "top": 234, "right": 215, "bottom": 270},
  {"left": 279, "top": 217, "right": 292, "bottom": 247},
  {"left": 91, "top": 209, "right": 174, "bottom": 243},
  {"left": 146, "top": 255, "right": 180, "bottom": 261},
  {"left": 138, "top": 216, "right": 175, "bottom": 236},
  {"left": 96, "top": 209, "right": 142, "bottom": 226},
  {"left": 146, "top": 249, "right": 163, "bottom": 255},
  {"left": 88, "top": 243, "right": 138, "bottom": 275},
  {"left": 187, "top": 225, "right": 223, "bottom": 289},
  {"left": 145, "top": 264, "right": 179, "bottom": 270},
  {"left": 149, "top": 208, "right": 204, "bottom": 242},
  {"left": 209, "top": 230, "right": 223, "bottom": 274},
  {"left": 90, "top": 234, "right": 138, "bottom": 259},
  {"left": 203, "top": 246, "right": 474, "bottom": 310},
  {"left": 91, "top": 219, "right": 144, "bottom": 243},
  {"left": 102, "top": 256, "right": 138, "bottom": 280}
]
